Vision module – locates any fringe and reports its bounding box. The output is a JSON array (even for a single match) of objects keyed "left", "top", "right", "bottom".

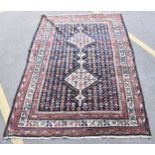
[{"left": 4, "top": 135, "right": 152, "bottom": 141}]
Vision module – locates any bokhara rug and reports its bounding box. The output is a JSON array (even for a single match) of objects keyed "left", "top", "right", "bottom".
[{"left": 4, "top": 14, "right": 151, "bottom": 138}]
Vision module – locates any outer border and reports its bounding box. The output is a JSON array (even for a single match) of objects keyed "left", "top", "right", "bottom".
[
  {"left": 3, "top": 14, "right": 45, "bottom": 138},
  {"left": 120, "top": 14, "right": 151, "bottom": 136},
  {"left": 3, "top": 13, "right": 151, "bottom": 139}
]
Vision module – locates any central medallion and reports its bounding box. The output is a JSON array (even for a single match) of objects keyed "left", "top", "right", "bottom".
[{"left": 65, "top": 26, "right": 97, "bottom": 107}]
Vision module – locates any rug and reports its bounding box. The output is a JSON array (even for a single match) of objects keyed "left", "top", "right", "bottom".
[{"left": 4, "top": 14, "right": 151, "bottom": 138}]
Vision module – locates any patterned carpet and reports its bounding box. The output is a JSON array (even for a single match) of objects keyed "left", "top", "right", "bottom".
[{"left": 4, "top": 14, "right": 150, "bottom": 138}]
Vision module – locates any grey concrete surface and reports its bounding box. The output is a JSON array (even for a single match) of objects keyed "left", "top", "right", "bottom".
[{"left": 0, "top": 11, "right": 155, "bottom": 144}]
